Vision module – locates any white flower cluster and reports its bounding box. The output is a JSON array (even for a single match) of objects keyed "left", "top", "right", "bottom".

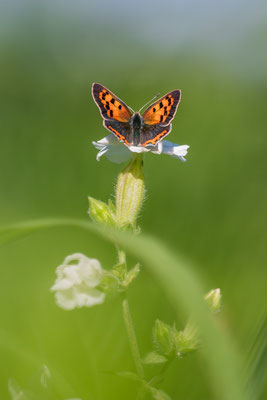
[{"left": 51, "top": 253, "right": 105, "bottom": 310}]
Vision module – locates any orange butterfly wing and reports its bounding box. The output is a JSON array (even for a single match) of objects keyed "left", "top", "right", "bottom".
[
  {"left": 92, "top": 83, "right": 132, "bottom": 123},
  {"left": 142, "top": 90, "right": 181, "bottom": 125}
]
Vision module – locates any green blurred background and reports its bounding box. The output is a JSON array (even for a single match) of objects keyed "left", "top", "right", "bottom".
[{"left": 0, "top": 0, "right": 266, "bottom": 399}]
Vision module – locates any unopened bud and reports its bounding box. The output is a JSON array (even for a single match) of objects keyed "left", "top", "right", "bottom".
[
  {"left": 152, "top": 319, "right": 174, "bottom": 356},
  {"left": 205, "top": 288, "right": 222, "bottom": 313},
  {"left": 88, "top": 197, "right": 117, "bottom": 226},
  {"left": 115, "top": 154, "right": 145, "bottom": 228}
]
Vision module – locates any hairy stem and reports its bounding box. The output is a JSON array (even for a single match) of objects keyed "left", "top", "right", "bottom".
[
  {"left": 122, "top": 295, "right": 144, "bottom": 380},
  {"left": 117, "top": 246, "right": 126, "bottom": 268}
]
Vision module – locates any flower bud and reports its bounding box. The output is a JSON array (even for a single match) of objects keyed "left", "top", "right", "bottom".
[
  {"left": 88, "top": 197, "right": 117, "bottom": 226},
  {"left": 152, "top": 319, "right": 174, "bottom": 356},
  {"left": 115, "top": 154, "right": 145, "bottom": 228},
  {"left": 173, "top": 322, "right": 199, "bottom": 357},
  {"left": 205, "top": 288, "right": 222, "bottom": 313}
]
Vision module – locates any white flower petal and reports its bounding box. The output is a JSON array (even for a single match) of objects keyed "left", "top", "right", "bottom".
[
  {"left": 103, "top": 143, "right": 132, "bottom": 163},
  {"left": 54, "top": 286, "right": 105, "bottom": 310},
  {"left": 51, "top": 277, "right": 74, "bottom": 291},
  {"left": 77, "top": 258, "right": 103, "bottom": 287},
  {"left": 127, "top": 145, "right": 150, "bottom": 153},
  {"left": 54, "top": 289, "right": 77, "bottom": 310},
  {"left": 95, "top": 145, "right": 111, "bottom": 161},
  {"left": 161, "top": 141, "right": 190, "bottom": 162},
  {"left": 95, "top": 133, "right": 121, "bottom": 146},
  {"left": 92, "top": 134, "right": 132, "bottom": 163},
  {"left": 74, "top": 287, "right": 105, "bottom": 308},
  {"left": 149, "top": 141, "right": 163, "bottom": 155},
  {"left": 63, "top": 253, "right": 88, "bottom": 266}
]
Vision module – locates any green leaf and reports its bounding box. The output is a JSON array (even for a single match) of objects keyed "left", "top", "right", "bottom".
[
  {"left": 0, "top": 218, "right": 250, "bottom": 400},
  {"left": 123, "top": 263, "right": 140, "bottom": 287},
  {"left": 114, "top": 371, "right": 142, "bottom": 383},
  {"left": 142, "top": 352, "right": 168, "bottom": 365}
]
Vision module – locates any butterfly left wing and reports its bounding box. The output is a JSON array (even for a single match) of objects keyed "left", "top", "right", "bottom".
[
  {"left": 142, "top": 90, "right": 181, "bottom": 126},
  {"left": 92, "top": 83, "right": 132, "bottom": 123}
]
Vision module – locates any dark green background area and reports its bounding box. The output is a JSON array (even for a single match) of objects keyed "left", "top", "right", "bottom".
[{"left": 0, "top": 2, "right": 266, "bottom": 399}]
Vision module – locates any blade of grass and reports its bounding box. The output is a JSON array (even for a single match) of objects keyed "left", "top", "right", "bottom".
[{"left": 244, "top": 307, "right": 267, "bottom": 399}]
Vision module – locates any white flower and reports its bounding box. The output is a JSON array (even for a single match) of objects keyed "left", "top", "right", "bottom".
[
  {"left": 50, "top": 253, "right": 105, "bottom": 310},
  {"left": 92, "top": 134, "right": 190, "bottom": 164}
]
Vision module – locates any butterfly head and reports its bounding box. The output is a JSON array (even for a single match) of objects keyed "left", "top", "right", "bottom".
[{"left": 131, "top": 112, "right": 143, "bottom": 127}]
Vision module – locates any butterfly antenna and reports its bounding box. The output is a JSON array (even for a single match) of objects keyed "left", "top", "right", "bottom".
[
  {"left": 138, "top": 93, "right": 160, "bottom": 113},
  {"left": 128, "top": 105, "right": 135, "bottom": 113}
]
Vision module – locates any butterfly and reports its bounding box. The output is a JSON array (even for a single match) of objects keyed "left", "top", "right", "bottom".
[{"left": 92, "top": 83, "right": 181, "bottom": 147}]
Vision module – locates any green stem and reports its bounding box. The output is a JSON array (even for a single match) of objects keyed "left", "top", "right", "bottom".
[
  {"left": 122, "top": 295, "right": 144, "bottom": 380},
  {"left": 149, "top": 356, "right": 174, "bottom": 387},
  {"left": 117, "top": 246, "right": 126, "bottom": 268}
]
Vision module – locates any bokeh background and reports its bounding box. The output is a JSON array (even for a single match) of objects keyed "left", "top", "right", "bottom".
[{"left": 0, "top": 0, "right": 266, "bottom": 399}]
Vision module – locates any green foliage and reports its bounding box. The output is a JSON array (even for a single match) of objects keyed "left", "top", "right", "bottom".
[{"left": 0, "top": 219, "right": 251, "bottom": 400}]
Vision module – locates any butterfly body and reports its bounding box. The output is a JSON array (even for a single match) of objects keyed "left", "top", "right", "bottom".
[
  {"left": 92, "top": 83, "right": 181, "bottom": 147},
  {"left": 131, "top": 113, "right": 143, "bottom": 146}
]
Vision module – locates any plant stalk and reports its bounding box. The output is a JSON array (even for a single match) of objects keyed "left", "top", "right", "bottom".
[{"left": 122, "top": 295, "right": 144, "bottom": 380}]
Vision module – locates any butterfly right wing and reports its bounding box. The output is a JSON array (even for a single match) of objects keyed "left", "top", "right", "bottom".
[
  {"left": 139, "top": 124, "right": 172, "bottom": 146},
  {"left": 142, "top": 90, "right": 181, "bottom": 126},
  {"left": 92, "top": 83, "right": 132, "bottom": 123}
]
